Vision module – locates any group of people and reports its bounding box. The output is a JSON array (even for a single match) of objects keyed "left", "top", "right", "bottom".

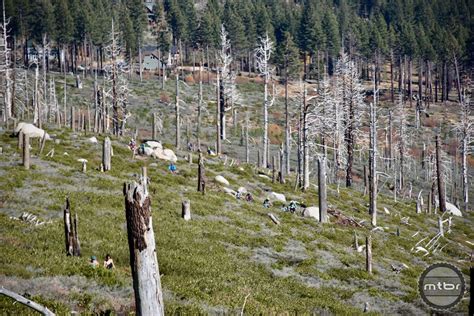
[
  {"left": 236, "top": 191, "right": 254, "bottom": 202},
  {"left": 89, "top": 254, "right": 115, "bottom": 269}
]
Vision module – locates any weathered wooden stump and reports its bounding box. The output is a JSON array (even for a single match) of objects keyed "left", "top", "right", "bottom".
[
  {"left": 22, "top": 134, "right": 30, "bottom": 170},
  {"left": 102, "top": 137, "right": 112, "bottom": 171},
  {"left": 82, "top": 161, "right": 87, "bottom": 173},
  {"left": 182, "top": 200, "right": 191, "bottom": 221},
  {"left": 124, "top": 180, "right": 164, "bottom": 316}
]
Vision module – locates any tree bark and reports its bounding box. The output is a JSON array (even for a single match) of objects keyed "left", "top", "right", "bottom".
[
  {"left": 216, "top": 69, "right": 221, "bottom": 155},
  {"left": 124, "top": 181, "right": 165, "bottom": 316}
]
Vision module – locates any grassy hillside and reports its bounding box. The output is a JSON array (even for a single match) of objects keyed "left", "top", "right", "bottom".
[{"left": 0, "top": 122, "right": 472, "bottom": 314}]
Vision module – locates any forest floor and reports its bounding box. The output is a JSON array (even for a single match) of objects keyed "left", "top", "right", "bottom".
[{"left": 0, "top": 73, "right": 472, "bottom": 315}]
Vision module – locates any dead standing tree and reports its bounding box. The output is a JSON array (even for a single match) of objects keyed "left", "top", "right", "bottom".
[
  {"left": 455, "top": 96, "right": 473, "bottom": 212},
  {"left": 63, "top": 198, "right": 80, "bottom": 256},
  {"left": 197, "top": 152, "right": 206, "bottom": 194},
  {"left": 369, "top": 67, "right": 378, "bottom": 227},
  {"left": 123, "top": 179, "right": 165, "bottom": 316},
  {"left": 255, "top": 33, "right": 274, "bottom": 168},
  {"left": 0, "top": 1, "right": 13, "bottom": 122},
  {"left": 102, "top": 137, "right": 112, "bottom": 171},
  {"left": 435, "top": 134, "right": 447, "bottom": 213}
]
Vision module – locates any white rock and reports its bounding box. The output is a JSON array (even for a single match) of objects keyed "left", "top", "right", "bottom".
[
  {"left": 268, "top": 192, "right": 286, "bottom": 203},
  {"left": 258, "top": 174, "right": 271, "bottom": 180},
  {"left": 446, "top": 202, "right": 462, "bottom": 217},
  {"left": 237, "top": 187, "right": 247, "bottom": 194},
  {"left": 87, "top": 136, "right": 98, "bottom": 144},
  {"left": 384, "top": 207, "right": 390, "bottom": 215},
  {"left": 145, "top": 141, "right": 163, "bottom": 150},
  {"left": 152, "top": 148, "right": 177, "bottom": 162},
  {"left": 215, "top": 175, "right": 230, "bottom": 186},
  {"left": 302, "top": 206, "right": 319, "bottom": 221},
  {"left": 77, "top": 158, "right": 88, "bottom": 163},
  {"left": 63, "top": 152, "right": 69, "bottom": 156},
  {"left": 223, "top": 187, "right": 236, "bottom": 196},
  {"left": 15, "top": 122, "right": 50, "bottom": 140}
]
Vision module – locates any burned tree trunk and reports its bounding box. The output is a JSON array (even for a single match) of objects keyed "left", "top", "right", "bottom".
[
  {"left": 63, "top": 198, "right": 80, "bottom": 256},
  {"left": 435, "top": 135, "right": 446, "bottom": 213},
  {"left": 103, "top": 137, "right": 112, "bottom": 171},
  {"left": 366, "top": 235, "right": 372, "bottom": 274},
  {"left": 318, "top": 157, "right": 328, "bottom": 223},
  {"left": 22, "top": 133, "right": 30, "bottom": 170},
  {"left": 124, "top": 180, "right": 164, "bottom": 316}
]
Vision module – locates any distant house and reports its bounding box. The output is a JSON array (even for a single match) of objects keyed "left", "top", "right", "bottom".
[{"left": 143, "top": 52, "right": 165, "bottom": 71}]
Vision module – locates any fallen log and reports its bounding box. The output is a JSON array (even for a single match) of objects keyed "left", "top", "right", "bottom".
[{"left": 0, "top": 287, "right": 56, "bottom": 316}]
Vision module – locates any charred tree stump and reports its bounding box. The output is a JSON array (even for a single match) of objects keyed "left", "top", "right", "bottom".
[
  {"left": 73, "top": 213, "right": 81, "bottom": 256},
  {"left": 435, "top": 135, "right": 446, "bottom": 213},
  {"left": 22, "top": 133, "right": 30, "bottom": 170},
  {"left": 102, "top": 137, "right": 112, "bottom": 171},
  {"left": 63, "top": 198, "right": 80, "bottom": 256},
  {"left": 318, "top": 157, "right": 328, "bottom": 223},
  {"left": 197, "top": 152, "right": 206, "bottom": 194},
  {"left": 182, "top": 200, "right": 191, "bottom": 221},
  {"left": 124, "top": 180, "right": 165, "bottom": 316},
  {"left": 366, "top": 235, "right": 372, "bottom": 274}
]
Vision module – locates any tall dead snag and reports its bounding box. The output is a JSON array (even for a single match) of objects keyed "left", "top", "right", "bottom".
[
  {"left": 369, "top": 70, "right": 377, "bottom": 227},
  {"left": 102, "top": 137, "right": 112, "bottom": 171},
  {"left": 22, "top": 133, "right": 30, "bottom": 170},
  {"left": 175, "top": 74, "right": 180, "bottom": 149},
  {"left": 318, "top": 157, "right": 328, "bottom": 223},
  {"left": 456, "top": 98, "right": 472, "bottom": 212},
  {"left": 255, "top": 33, "right": 274, "bottom": 168},
  {"left": 435, "top": 135, "right": 446, "bottom": 213},
  {"left": 1, "top": 0, "right": 13, "bottom": 122},
  {"left": 182, "top": 200, "right": 191, "bottom": 221},
  {"left": 366, "top": 235, "right": 372, "bottom": 274},
  {"left": 197, "top": 152, "right": 206, "bottom": 193},
  {"left": 123, "top": 180, "right": 164, "bottom": 316},
  {"left": 279, "top": 144, "right": 285, "bottom": 184},
  {"left": 63, "top": 198, "right": 80, "bottom": 256}
]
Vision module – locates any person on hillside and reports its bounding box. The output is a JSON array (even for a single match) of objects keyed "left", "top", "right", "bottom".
[
  {"left": 168, "top": 163, "right": 177, "bottom": 174},
  {"left": 89, "top": 256, "right": 99, "bottom": 268},
  {"left": 103, "top": 254, "right": 114, "bottom": 269},
  {"left": 288, "top": 201, "right": 298, "bottom": 213},
  {"left": 263, "top": 198, "right": 272, "bottom": 208},
  {"left": 246, "top": 193, "right": 254, "bottom": 202}
]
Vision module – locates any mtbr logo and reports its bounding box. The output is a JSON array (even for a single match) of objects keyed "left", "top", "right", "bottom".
[{"left": 418, "top": 262, "right": 465, "bottom": 310}]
